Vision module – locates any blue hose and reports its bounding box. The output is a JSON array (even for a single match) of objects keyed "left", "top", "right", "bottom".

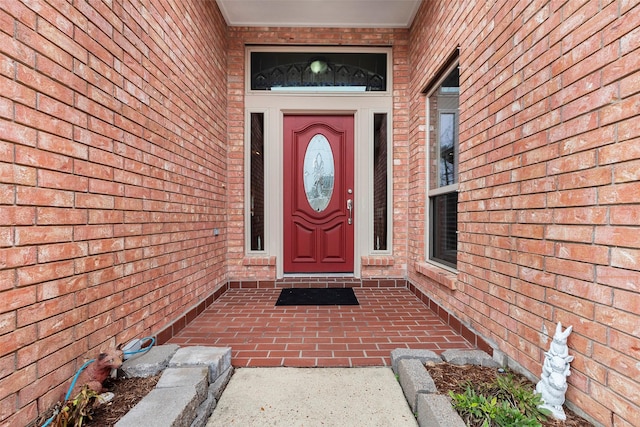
[
  {"left": 64, "top": 359, "right": 95, "bottom": 401},
  {"left": 41, "top": 336, "right": 155, "bottom": 426},
  {"left": 123, "top": 336, "right": 156, "bottom": 357},
  {"left": 41, "top": 358, "right": 95, "bottom": 427}
]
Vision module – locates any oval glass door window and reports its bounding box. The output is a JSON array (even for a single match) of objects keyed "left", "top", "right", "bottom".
[{"left": 303, "top": 134, "right": 334, "bottom": 212}]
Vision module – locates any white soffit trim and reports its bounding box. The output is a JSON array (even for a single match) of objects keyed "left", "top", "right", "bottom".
[{"left": 216, "top": 0, "right": 422, "bottom": 28}]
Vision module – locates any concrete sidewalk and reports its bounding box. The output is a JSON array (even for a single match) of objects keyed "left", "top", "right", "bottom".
[
  {"left": 116, "top": 345, "right": 484, "bottom": 427},
  {"left": 206, "top": 367, "right": 418, "bottom": 427}
]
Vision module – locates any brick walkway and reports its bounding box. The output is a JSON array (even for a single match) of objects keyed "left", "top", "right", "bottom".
[{"left": 168, "top": 287, "right": 475, "bottom": 367}]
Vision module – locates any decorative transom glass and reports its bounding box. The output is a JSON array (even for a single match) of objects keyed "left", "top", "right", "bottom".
[{"left": 251, "top": 52, "right": 387, "bottom": 91}]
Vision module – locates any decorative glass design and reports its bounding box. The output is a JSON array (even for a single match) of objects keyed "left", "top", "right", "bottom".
[
  {"left": 251, "top": 52, "right": 387, "bottom": 91},
  {"left": 303, "top": 134, "right": 334, "bottom": 212}
]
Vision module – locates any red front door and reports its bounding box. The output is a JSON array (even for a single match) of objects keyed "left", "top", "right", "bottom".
[{"left": 283, "top": 115, "right": 354, "bottom": 273}]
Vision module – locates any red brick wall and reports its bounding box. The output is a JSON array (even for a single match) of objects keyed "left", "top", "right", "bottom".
[
  {"left": 3, "top": 0, "right": 639, "bottom": 425},
  {"left": 226, "top": 27, "right": 410, "bottom": 280},
  {"left": 0, "top": 1, "right": 228, "bottom": 425},
  {"left": 408, "top": 1, "right": 640, "bottom": 426}
]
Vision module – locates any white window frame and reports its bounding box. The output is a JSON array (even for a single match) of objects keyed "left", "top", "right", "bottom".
[
  {"left": 426, "top": 60, "right": 459, "bottom": 272},
  {"left": 245, "top": 109, "right": 269, "bottom": 254},
  {"left": 370, "top": 111, "right": 392, "bottom": 254}
]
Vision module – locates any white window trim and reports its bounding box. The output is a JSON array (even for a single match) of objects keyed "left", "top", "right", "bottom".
[
  {"left": 370, "top": 110, "right": 393, "bottom": 254},
  {"left": 245, "top": 108, "right": 269, "bottom": 254}
]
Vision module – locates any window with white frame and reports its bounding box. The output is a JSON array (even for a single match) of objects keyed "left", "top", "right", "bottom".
[{"left": 427, "top": 59, "right": 459, "bottom": 269}]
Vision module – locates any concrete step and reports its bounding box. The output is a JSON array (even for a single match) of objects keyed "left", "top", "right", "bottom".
[{"left": 121, "top": 343, "right": 180, "bottom": 378}]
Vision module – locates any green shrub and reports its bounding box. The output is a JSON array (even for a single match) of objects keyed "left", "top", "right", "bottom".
[
  {"left": 449, "top": 372, "right": 551, "bottom": 427},
  {"left": 490, "top": 373, "right": 551, "bottom": 423}
]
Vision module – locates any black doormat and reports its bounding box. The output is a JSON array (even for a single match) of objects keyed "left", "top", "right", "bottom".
[{"left": 275, "top": 288, "right": 359, "bottom": 306}]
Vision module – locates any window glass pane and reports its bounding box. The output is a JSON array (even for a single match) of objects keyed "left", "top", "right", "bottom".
[
  {"left": 250, "top": 113, "right": 265, "bottom": 251},
  {"left": 373, "top": 113, "right": 387, "bottom": 251},
  {"left": 430, "top": 192, "right": 458, "bottom": 268},
  {"left": 428, "top": 82, "right": 458, "bottom": 190},
  {"left": 428, "top": 95, "right": 438, "bottom": 191},
  {"left": 439, "top": 112, "right": 456, "bottom": 186},
  {"left": 251, "top": 52, "right": 387, "bottom": 91}
]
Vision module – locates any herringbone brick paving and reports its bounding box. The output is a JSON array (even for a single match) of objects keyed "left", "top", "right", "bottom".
[{"left": 169, "top": 288, "right": 475, "bottom": 367}]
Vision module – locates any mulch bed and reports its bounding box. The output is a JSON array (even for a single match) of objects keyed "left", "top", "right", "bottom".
[
  {"left": 32, "top": 375, "right": 160, "bottom": 427},
  {"left": 425, "top": 362, "right": 593, "bottom": 427},
  {"left": 83, "top": 374, "right": 160, "bottom": 426}
]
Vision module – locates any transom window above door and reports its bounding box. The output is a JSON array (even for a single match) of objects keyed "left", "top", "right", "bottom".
[{"left": 250, "top": 51, "right": 387, "bottom": 92}]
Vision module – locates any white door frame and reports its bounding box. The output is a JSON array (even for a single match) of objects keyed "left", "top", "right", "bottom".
[{"left": 244, "top": 47, "right": 393, "bottom": 278}]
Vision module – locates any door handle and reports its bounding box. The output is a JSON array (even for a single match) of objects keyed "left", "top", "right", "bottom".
[{"left": 347, "top": 199, "right": 353, "bottom": 225}]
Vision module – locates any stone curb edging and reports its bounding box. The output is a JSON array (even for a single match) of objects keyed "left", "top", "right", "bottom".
[
  {"left": 391, "top": 348, "right": 500, "bottom": 427},
  {"left": 115, "top": 345, "right": 233, "bottom": 427}
]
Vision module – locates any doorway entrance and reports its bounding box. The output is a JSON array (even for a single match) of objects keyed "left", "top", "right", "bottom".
[{"left": 283, "top": 115, "right": 354, "bottom": 273}]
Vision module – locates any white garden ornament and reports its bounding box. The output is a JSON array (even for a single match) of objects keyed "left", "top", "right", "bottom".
[{"left": 536, "top": 322, "right": 574, "bottom": 420}]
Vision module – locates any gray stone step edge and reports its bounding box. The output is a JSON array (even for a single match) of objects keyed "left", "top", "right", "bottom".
[
  {"left": 390, "top": 348, "right": 501, "bottom": 427},
  {"left": 115, "top": 345, "right": 233, "bottom": 427}
]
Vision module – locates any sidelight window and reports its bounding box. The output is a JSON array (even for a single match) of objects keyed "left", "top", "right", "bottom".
[
  {"left": 373, "top": 113, "right": 388, "bottom": 251},
  {"left": 250, "top": 113, "right": 265, "bottom": 251}
]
